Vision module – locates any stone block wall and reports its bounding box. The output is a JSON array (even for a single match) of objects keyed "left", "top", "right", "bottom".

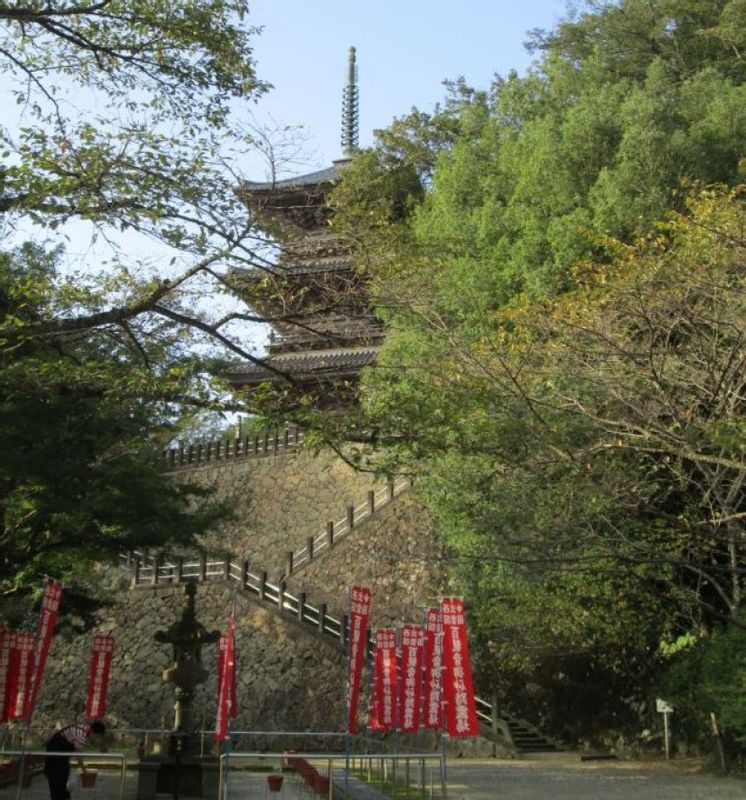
[
  {"left": 35, "top": 581, "right": 348, "bottom": 737},
  {"left": 35, "top": 445, "right": 445, "bottom": 736},
  {"left": 175, "top": 449, "right": 383, "bottom": 580},
  {"left": 286, "top": 493, "right": 445, "bottom": 627}
]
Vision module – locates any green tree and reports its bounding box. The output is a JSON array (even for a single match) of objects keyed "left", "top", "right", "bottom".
[
  {"left": 0, "top": 243, "right": 233, "bottom": 623},
  {"left": 334, "top": 0, "right": 746, "bottom": 744},
  {"left": 0, "top": 1, "right": 277, "bottom": 621}
]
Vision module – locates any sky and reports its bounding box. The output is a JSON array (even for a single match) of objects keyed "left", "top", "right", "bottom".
[
  {"left": 0, "top": 0, "right": 575, "bottom": 358},
  {"left": 244, "top": 0, "right": 573, "bottom": 174}
]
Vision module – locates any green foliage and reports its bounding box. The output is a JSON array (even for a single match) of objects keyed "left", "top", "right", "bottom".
[
  {"left": 659, "top": 626, "right": 746, "bottom": 766},
  {"left": 0, "top": 1, "right": 265, "bottom": 124},
  {"left": 0, "top": 243, "right": 230, "bottom": 623},
  {"left": 0, "top": 3, "right": 272, "bottom": 622},
  {"left": 334, "top": 0, "right": 746, "bottom": 746}
]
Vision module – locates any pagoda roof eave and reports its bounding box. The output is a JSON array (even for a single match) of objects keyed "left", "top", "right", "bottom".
[
  {"left": 242, "top": 166, "right": 338, "bottom": 194},
  {"left": 241, "top": 158, "right": 353, "bottom": 194},
  {"left": 223, "top": 346, "right": 379, "bottom": 387}
]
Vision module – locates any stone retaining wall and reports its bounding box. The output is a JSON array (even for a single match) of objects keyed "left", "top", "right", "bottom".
[
  {"left": 286, "top": 492, "right": 445, "bottom": 627},
  {"left": 177, "top": 449, "right": 382, "bottom": 580},
  {"left": 36, "top": 581, "right": 348, "bottom": 736},
  {"left": 35, "top": 446, "right": 443, "bottom": 734}
]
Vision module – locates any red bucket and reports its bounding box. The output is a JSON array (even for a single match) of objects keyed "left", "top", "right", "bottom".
[
  {"left": 80, "top": 773, "right": 98, "bottom": 789},
  {"left": 267, "top": 774, "right": 284, "bottom": 793}
]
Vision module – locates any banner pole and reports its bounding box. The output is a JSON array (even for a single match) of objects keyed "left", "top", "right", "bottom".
[
  {"left": 438, "top": 598, "right": 447, "bottom": 786},
  {"left": 418, "top": 611, "right": 428, "bottom": 753},
  {"left": 344, "top": 587, "right": 351, "bottom": 790},
  {"left": 223, "top": 594, "right": 237, "bottom": 800}
]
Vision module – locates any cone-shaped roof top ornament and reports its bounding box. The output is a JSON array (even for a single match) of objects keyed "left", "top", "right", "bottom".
[{"left": 340, "top": 46, "right": 359, "bottom": 158}]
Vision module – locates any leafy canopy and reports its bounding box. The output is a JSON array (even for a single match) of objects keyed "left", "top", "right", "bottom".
[
  {"left": 333, "top": 0, "right": 746, "bottom": 744},
  {"left": 0, "top": 1, "right": 277, "bottom": 620}
]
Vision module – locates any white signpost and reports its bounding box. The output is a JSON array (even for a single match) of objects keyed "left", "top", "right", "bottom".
[{"left": 656, "top": 698, "right": 674, "bottom": 759}]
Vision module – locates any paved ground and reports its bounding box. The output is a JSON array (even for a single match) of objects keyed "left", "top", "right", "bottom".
[
  {"left": 2, "top": 755, "right": 744, "bottom": 800},
  {"left": 444, "top": 756, "right": 746, "bottom": 800}
]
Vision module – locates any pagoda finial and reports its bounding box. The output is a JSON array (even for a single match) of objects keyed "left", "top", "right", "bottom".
[{"left": 341, "top": 46, "right": 359, "bottom": 158}]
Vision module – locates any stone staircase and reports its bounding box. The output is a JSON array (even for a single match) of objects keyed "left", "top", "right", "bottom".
[
  {"left": 504, "top": 717, "right": 565, "bottom": 754},
  {"left": 125, "top": 550, "right": 563, "bottom": 755},
  {"left": 151, "top": 429, "right": 564, "bottom": 755}
]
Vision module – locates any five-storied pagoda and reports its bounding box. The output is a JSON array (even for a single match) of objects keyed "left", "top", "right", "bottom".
[{"left": 226, "top": 47, "right": 385, "bottom": 407}]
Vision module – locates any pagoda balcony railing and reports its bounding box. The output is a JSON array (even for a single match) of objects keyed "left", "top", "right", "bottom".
[{"left": 267, "top": 321, "right": 386, "bottom": 353}]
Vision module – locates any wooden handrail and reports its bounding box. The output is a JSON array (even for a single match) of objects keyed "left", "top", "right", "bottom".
[{"left": 164, "top": 427, "right": 304, "bottom": 470}]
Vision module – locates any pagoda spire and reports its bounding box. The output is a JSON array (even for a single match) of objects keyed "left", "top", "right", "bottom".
[{"left": 340, "top": 46, "right": 359, "bottom": 157}]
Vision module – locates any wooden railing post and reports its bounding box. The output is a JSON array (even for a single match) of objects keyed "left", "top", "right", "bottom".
[
  {"left": 347, "top": 505, "right": 354, "bottom": 530},
  {"left": 278, "top": 580, "right": 286, "bottom": 611},
  {"left": 132, "top": 560, "right": 141, "bottom": 587},
  {"left": 297, "top": 592, "right": 306, "bottom": 623},
  {"left": 367, "top": 490, "right": 375, "bottom": 514},
  {"left": 241, "top": 560, "right": 249, "bottom": 590},
  {"left": 318, "top": 603, "right": 327, "bottom": 635},
  {"left": 286, "top": 551, "right": 294, "bottom": 576},
  {"left": 224, "top": 559, "right": 231, "bottom": 581},
  {"left": 388, "top": 478, "right": 395, "bottom": 500},
  {"left": 283, "top": 428, "right": 290, "bottom": 448},
  {"left": 188, "top": 444, "right": 196, "bottom": 463},
  {"left": 307, "top": 536, "right": 314, "bottom": 562},
  {"left": 151, "top": 555, "right": 160, "bottom": 587},
  {"left": 259, "top": 571, "right": 267, "bottom": 601},
  {"left": 199, "top": 553, "right": 208, "bottom": 582},
  {"left": 326, "top": 521, "right": 334, "bottom": 549},
  {"left": 273, "top": 432, "right": 279, "bottom": 454},
  {"left": 176, "top": 557, "right": 184, "bottom": 583}
]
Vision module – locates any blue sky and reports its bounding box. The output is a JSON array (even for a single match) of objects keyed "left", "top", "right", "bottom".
[
  {"left": 0, "top": 0, "right": 573, "bottom": 314},
  {"left": 246, "top": 1, "right": 572, "bottom": 172}
]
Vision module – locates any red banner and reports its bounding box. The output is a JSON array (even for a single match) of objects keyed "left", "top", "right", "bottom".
[
  {"left": 0, "top": 626, "right": 10, "bottom": 723},
  {"left": 216, "top": 629, "right": 237, "bottom": 719},
  {"left": 440, "top": 598, "right": 479, "bottom": 737},
  {"left": 7, "top": 632, "right": 35, "bottom": 721},
  {"left": 399, "top": 625, "right": 424, "bottom": 733},
  {"left": 370, "top": 628, "right": 397, "bottom": 730},
  {"left": 423, "top": 608, "right": 443, "bottom": 729},
  {"left": 368, "top": 656, "right": 383, "bottom": 731},
  {"left": 346, "top": 586, "right": 372, "bottom": 734},
  {"left": 26, "top": 578, "right": 63, "bottom": 721},
  {"left": 214, "top": 611, "right": 236, "bottom": 741},
  {"left": 86, "top": 635, "right": 114, "bottom": 720}
]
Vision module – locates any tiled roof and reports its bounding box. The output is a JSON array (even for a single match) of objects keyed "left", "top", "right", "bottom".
[
  {"left": 224, "top": 346, "right": 379, "bottom": 385},
  {"left": 242, "top": 163, "right": 344, "bottom": 192}
]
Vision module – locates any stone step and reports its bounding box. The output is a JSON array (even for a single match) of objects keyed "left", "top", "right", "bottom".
[{"left": 504, "top": 718, "right": 565, "bottom": 754}]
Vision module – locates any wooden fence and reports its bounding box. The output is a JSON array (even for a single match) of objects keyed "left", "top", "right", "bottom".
[{"left": 164, "top": 428, "right": 304, "bottom": 470}]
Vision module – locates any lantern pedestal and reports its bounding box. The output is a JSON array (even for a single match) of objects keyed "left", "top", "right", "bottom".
[{"left": 136, "top": 756, "right": 220, "bottom": 799}]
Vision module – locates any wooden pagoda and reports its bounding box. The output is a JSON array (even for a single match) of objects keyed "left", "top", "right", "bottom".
[{"left": 225, "top": 47, "right": 384, "bottom": 406}]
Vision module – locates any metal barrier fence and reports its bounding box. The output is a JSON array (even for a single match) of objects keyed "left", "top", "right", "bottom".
[
  {"left": 347, "top": 753, "right": 447, "bottom": 800},
  {"left": 217, "top": 751, "right": 446, "bottom": 800},
  {"left": 0, "top": 751, "right": 127, "bottom": 800}
]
